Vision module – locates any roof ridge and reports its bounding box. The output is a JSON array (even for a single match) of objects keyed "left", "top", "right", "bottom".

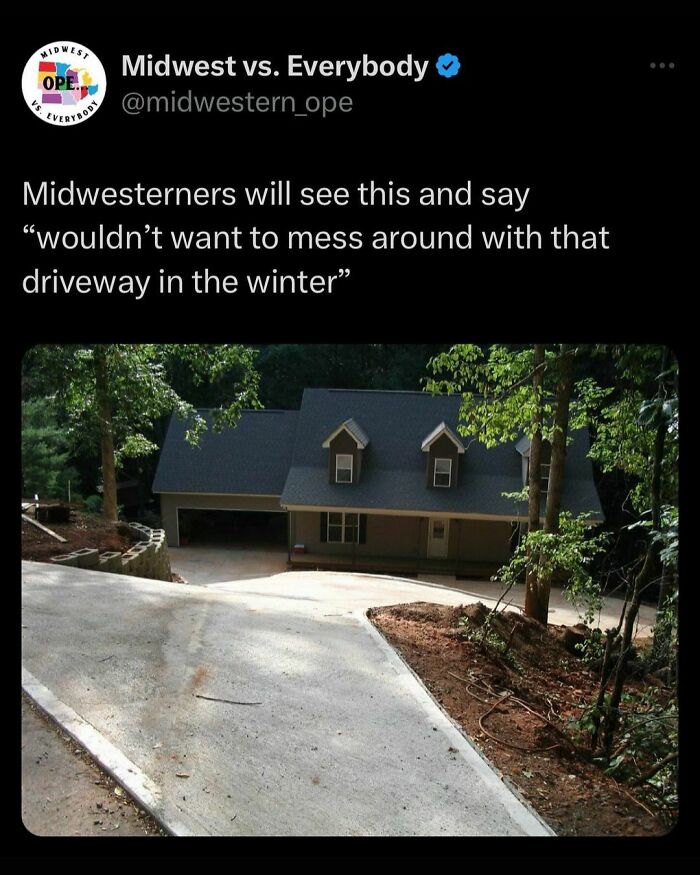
[
  {"left": 193, "top": 407, "right": 297, "bottom": 414},
  {"left": 309, "top": 388, "right": 463, "bottom": 397}
]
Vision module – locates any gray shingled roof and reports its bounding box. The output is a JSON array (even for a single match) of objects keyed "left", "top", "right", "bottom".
[
  {"left": 322, "top": 417, "right": 371, "bottom": 449},
  {"left": 341, "top": 418, "right": 371, "bottom": 449},
  {"left": 280, "top": 389, "right": 603, "bottom": 519},
  {"left": 153, "top": 409, "right": 298, "bottom": 496}
]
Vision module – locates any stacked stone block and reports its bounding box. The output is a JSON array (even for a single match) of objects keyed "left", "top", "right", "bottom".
[{"left": 50, "top": 524, "right": 172, "bottom": 582}]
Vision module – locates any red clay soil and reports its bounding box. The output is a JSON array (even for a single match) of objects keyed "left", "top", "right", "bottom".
[
  {"left": 368, "top": 601, "right": 674, "bottom": 837},
  {"left": 21, "top": 510, "right": 133, "bottom": 563}
]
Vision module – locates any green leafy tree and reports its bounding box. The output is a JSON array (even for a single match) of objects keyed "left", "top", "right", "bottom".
[
  {"left": 23, "top": 345, "right": 260, "bottom": 521},
  {"left": 427, "top": 343, "right": 607, "bottom": 622},
  {"left": 596, "top": 347, "right": 678, "bottom": 754},
  {"left": 21, "top": 396, "right": 80, "bottom": 500}
]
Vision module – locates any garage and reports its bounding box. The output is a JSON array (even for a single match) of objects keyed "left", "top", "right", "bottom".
[
  {"left": 152, "top": 408, "right": 300, "bottom": 550},
  {"left": 157, "top": 492, "right": 289, "bottom": 549},
  {"left": 177, "top": 508, "right": 288, "bottom": 548}
]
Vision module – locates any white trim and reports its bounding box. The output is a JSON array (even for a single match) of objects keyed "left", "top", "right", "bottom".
[
  {"left": 433, "top": 457, "right": 452, "bottom": 488},
  {"left": 283, "top": 504, "right": 604, "bottom": 524},
  {"left": 322, "top": 421, "right": 369, "bottom": 449},
  {"left": 335, "top": 454, "right": 354, "bottom": 484},
  {"left": 427, "top": 518, "right": 450, "bottom": 558},
  {"left": 421, "top": 422, "right": 465, "bottom": 454},
  {"left": 326, "top": 511, "right": 360, "bottom": 544}
]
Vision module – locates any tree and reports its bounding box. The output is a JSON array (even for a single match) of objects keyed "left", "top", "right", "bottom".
[
  {"left": 23, "top": 345, "right": 260, "bottom": 521},
  {"left": 595, "top": 347, "right": 678, "bottom": 754},
  {"left": 427, "top": 343, "right": 602, "bottom": 623},
  {"left": 21, "top": 396, "right": 80, "bottom": 500},
  {"left": 524, "top": 344, "right": 545, "bottom": 619},
  {"left": 531, "top": 344, "right": 575, "bottom": 622}
]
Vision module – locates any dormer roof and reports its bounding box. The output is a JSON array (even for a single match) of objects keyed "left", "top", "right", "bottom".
[
  {"left": 421, "top": 421, "right": 465, "bottom": 454},
  {"left": 322, "top": 417, "right": 370, "bottom": 449},
  {"left": 515, "top": 435, "right": 531, "bottom": 457}
]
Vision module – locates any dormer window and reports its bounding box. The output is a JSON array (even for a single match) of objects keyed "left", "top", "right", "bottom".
[
  {"left": 518, "top": 436, "right": 551, "bottom": 493},
  {"left": 335, "top": 454, "right": 353, "bottom": 484},
  {"left": 323, "top": 418, "right": 369, "bottom": 486},
  {"left": 434, "top": 458, "right": 452, "bottom": 488}
]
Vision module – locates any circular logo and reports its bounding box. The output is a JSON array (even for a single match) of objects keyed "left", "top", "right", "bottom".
[{"left": 22, "top": 41, "right": 106, "bottom": 125}]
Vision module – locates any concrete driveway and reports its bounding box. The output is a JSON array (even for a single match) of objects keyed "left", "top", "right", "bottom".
[
  {"left": 171, "top": 545, "right": 288, "bottom": 585},
  {"left": 172, "top": 547, "right": 656, "bottom": 635},
  {"left": 22, "top": 560, "right": 550, "bottom": 837}
]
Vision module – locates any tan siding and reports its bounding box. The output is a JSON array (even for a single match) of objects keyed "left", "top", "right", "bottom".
[
  {"left": 455, "top": 518, "right": 512, "bottom": 563},
  {"left": 293, "top": 511, "right": 512, "bottom": 564},
  {"left": 294, "top": 511, "right": 425, "bottom": 558}
]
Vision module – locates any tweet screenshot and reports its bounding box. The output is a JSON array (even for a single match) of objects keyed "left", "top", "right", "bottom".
[{"left": 15, "top": 16, "right": 689, "bottom": 853}]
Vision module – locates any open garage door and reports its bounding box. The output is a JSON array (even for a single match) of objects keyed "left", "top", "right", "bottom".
[{"left": 177, "top": 508, "right": 287, "bottom": 548}]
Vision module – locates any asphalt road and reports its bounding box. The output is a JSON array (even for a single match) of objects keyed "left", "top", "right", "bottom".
[{"left": 21, "top": 560, "right": 549, "bottom": 836}]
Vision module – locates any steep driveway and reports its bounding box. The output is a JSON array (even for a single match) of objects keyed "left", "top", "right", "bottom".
[{"left": 22, "top": 561, "right": 549, "bottom": 836}]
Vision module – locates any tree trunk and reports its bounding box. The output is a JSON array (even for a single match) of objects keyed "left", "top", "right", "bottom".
[
  {"left": 524, "top": 344, "right": 545, "bottom": 619},
  {"left": 656, "top": 563, "right": 673, "bottom": 616},
  {"left": 95, "top": 345, "right": 118, "bottom": 522},
  {"left": 532, "top": 344, "right": 575, "bottom": 624},
  {"left": 600, "top": 348, "right": 668, "bottom": 755}
]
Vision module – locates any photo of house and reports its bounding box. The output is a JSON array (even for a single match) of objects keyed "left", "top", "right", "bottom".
[{"left": 153, "top": 388, "right": 603, "bottom": 574}]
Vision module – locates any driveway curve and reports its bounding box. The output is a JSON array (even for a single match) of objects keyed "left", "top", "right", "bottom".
[{"left": 22, "top": 560, "right": 551, "bottom": 836}]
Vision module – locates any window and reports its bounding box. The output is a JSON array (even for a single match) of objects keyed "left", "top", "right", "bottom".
[
  {"left": 526, "top": 460, "right": 550, "bottom": 492},
  {"left": 335, "top": 454, "right": 353, "bottom": 484},
  {"left": 327, "top": 512, "right": 359, "bottom": 543},
  {"left": 434, "top": 457, "right": 452, "bottom": 487}
]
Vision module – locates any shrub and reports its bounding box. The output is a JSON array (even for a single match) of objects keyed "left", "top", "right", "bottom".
[{"left": 84, "top": 494, "right": 103, "bottom": 515}]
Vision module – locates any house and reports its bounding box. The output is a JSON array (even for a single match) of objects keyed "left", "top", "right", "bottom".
[{"left": 152, "top": 388, "right": 603, "bottom": 574}]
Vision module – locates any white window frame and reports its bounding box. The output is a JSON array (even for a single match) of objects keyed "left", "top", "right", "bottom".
[
  {"left": 433, "top": 457, "right": 452, "bottom": 488},
  {"left": 327, "top": 512, "right": 359, "bottom": 544},
  {"left": 526, "top": 459, "right": 551, "bottom": 493},
  {"left": 335, "top": 454, "right": 353, "bottom": 484}
]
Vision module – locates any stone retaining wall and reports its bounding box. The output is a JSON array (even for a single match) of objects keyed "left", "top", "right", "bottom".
[{"left": 50, "top": 524, "right": 172, "bottom": 581}]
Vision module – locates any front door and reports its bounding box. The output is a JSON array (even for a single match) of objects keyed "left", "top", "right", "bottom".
[{"left": 427, "top": 518, "right": 450, "bottom": 559}]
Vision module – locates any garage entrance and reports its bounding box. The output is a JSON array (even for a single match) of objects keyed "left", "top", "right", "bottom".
[{"left": 177, "top": 509, "right": 288, "bottom": 549}]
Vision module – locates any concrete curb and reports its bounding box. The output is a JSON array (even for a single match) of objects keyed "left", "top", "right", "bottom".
[
  {"left": 21, "top": 668, "right": 208, "bottom": 837},
  {"left": 354, "top": 610, "right": 556, "bottom": 837}
]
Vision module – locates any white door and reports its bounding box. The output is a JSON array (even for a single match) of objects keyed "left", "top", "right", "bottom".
[{"left": 427, "top": 518, "right": 450, "bottom": 559}]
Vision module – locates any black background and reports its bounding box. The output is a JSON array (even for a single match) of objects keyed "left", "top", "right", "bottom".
[
  {"left": 11, "top": 15, "right": 694, "bottom": 342},
  {"left": 10, "top": 13, "right": 693, "bottom": 859}
]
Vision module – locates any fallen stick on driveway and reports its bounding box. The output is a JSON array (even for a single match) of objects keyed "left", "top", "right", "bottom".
[{"left": 195, "top": 694, "right": 262, "bottom": 706}]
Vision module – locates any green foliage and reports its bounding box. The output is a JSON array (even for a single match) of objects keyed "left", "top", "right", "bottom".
[
  {"left": 602, "top": 688, "right": 678, "bottom": 813},
  {"left": 574, "top": 627, "right": 606, "bottom": 665},
  {"left": 495, "top": 513, "right": 609, "bottom": 624},
  {"left": 649, "top": 591, "right": 679, "bottom": 675},
  {"left": 84, "top": 494, "right": 103, "bottom": 514},
  {"left": 588, "top": 345, "right": 678, "bottom": 515},
  {"left": 458, "top": 613, "right": 507, "bottom": 653},
  {"left": 458, "top": 613, "right": 522, "bottom": 670},
  {"left": 253, "top": 343, "right": 449, "bottom": 409},
  {"left": 626, "top": 505, "right": 678, "bottom": 571},
  {"left": 427, "top": 344, "right": 551, "bottom": 446},
  {"left": 23, "top": 344, "right": 261, "bottom": 467},
  {"left": 21, "top": 397, "right": 80, "bottom": 500},
  {"left": 426, "top": 344, "right": 610, "bottom": 447}
]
